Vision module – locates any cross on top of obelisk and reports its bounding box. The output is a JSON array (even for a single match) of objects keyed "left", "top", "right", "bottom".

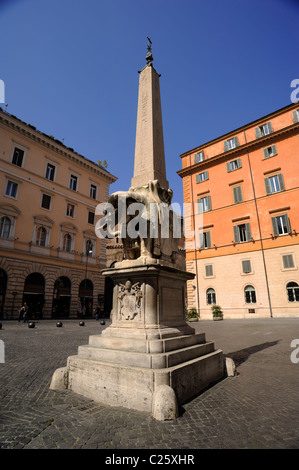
[{"left": 131, "top": 37, "right": 169, "bottom": 190}]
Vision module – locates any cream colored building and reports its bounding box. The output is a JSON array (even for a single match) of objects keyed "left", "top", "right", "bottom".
[{"left": 0, "top": 108, "right": 117, "bottom": 319}]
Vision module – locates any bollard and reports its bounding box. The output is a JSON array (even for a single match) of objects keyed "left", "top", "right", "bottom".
[
  {"left": 100, "top": 320, "right": 105, "bottom": 325},
  {"left": 56, "top": 322, "right": 63, "bottom": 327},
  {"left": 28, "top": 322, "right": 35, "bottom": 329},
  {"left": 79, "top": 321, "right": 85, "bottom": 326}
]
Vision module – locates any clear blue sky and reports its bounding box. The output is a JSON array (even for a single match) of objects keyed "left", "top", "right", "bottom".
[{"left": 1, "top": 0, "right": 298, "bottom": 207}]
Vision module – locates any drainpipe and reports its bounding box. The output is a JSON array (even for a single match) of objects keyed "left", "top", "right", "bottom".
[
  {"left": 243, "top": 130, "right": 273, "bottom": 318},
  {"left": 189, "top": 157, "right": 201, "bottom": 315}
]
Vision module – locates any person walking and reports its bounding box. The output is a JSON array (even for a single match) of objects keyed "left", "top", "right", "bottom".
[{"left": 18, "top": 302, "right": 28, "bottom": 322}]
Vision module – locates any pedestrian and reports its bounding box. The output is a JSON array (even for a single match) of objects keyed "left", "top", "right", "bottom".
[{"left": 18, "top": 302, "right": 28, "bottom": 322}]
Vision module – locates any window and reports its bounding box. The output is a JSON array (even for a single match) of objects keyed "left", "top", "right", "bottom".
[
  {"left": 233, "top": 186, "right": 243, "bottom": 204},
  {"left": 90, "top": 184, "right": 97, "bottom": 200},
  {"left": 244, "top": 285, "right": 256, "bottom": 304},
  {"left": 206, "top": 288, "right": 216, "bottom": 305},
  {"left": 0, "top": 216, "right": 11, "bottom": 238},
  {"left": 233, "top": 223, "right": 252, "bottom": 243},
  {"left": 45, "top": 163, "right": 56, "bottom": 181},
  {"left": 66, "top": 203, "right": 75, "bottom": 218},
  {"left": 287, "top": 282, "right": 299, "bottom": 302},
  {"left": 194, "top": 151, "right": 204, "bottom": 163},
  {"left": 226, "top": 158, "right": 242, "bottom": 172},
  {"left": 88, "top": 211, "right": 95, "bottom": 225},
  {"left": 196, "top": 171, "right": 209, "bottom": 183},
  {"left": 36, "top": 226, "right": 47, "bottom": 247},
  {"left": 224, "top": 137, "right": 239, "bottom": 151},
  {"left": 265, "top": 174, "right": 285, "bottom": 194},
  {"left": 199, "top": 231, "right": 211, "bottom": 249},
  {"left": 63, "top": 233, "right": 72, "bottom": 252},
  {"left": 282, "top": 254, "right": 295, "bottom": 269},
  {"left": 205, "top": 265, "right": 213, "bottom": 277},
  {"left": 197, "top": 195, "right": 211, "bottom": 212},
  {"left": 41, "top": 194, "right": 51, "bottom": 210},
  {"left": 12, "top": 147, "right": 24, "bottom": 167},
  {"left": 86, "top": 239, "right": 93, "bottom": 256},
  {"left": 255, "top": 122, "right": 273, "bottom": 138},
  {"left": 242, "top": 260, "right": 252, "bottom": 274},
  {"left": 69, "top": 174, "right": 78, "bottom": 191},
  {"left": 5, "top": 181, "right": 18, "bottom": 198},
  {"left": 271, "top": 214, "right": 291, "bottom": 236},
  {"left": 292, "top": 109, "right": 299, "bottom": 123},
  {"left": 263, "top": 145, "right": 277, "bottom": 159}
]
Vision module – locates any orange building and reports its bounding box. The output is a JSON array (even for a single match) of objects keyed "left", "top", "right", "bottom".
[
  {"left": 178, "top": 102, "right": 299, "bottom": 319},
  {"left": 0, "top": 108, "right": 117, "bottom": 319}
]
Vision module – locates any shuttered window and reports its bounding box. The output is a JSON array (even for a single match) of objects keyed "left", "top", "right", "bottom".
[
  {"left": 271, "top": 214, "right": 291, "bottom": 236},
  {"left": 194, "top": 151, "right": 204, "bottom": 163},
  {"left": 292, "top": 110, "right": 299, "bottom": 123},
  {"left": 255, "top": 122, "right": 273, "bottom": 138},
  {"left": 263, "top": 145, "right": 277, "bottom": 159},
  {"left": 233, "top": 186, "right": 243, "bottom": 203},
  {"left": 197, "top": 195, "right": 211, "bottom": 213},
  {"left": 242, "top": 260, "right": 252, "bottom": 274},
  {"left": 282, "top": 254, "right": 295, "bottom": 269},
  {"left": 199, "top": 231, "right": 211, "bottom": 249},
  {"left": 227, "top": 158, "right": 242, "bottom": 172},
  {"left": 205, "top": 265, "right": 213, "bottom": 277},
  {"left": 196, "top": 171, "right": 209, "bottom": 183},
  {"left": 233, "top": 223, "right": 252, "bottom": 243},
  {"left": 224, "top": 136, "right": 239, "bottom": 151},
  {"left": 264, "top": 173, "right": 285, "bottom": 194}
]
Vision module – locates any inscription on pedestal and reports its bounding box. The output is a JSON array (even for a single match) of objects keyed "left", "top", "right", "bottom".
[{"left": 161, "top": 287, "right": 183, "bottom": 321}]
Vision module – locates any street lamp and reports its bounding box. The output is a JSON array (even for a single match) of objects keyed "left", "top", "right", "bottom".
[{"left": 83, "top": 240, "right": 93, "bottom": 317}]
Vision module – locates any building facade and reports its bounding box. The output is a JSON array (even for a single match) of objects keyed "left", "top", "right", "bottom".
[
  {"left": 178, "top": 103, "right": 299, "bottom": 319},
  {"left": 0, "top": 108, "right": 117, "bottom": 319}
]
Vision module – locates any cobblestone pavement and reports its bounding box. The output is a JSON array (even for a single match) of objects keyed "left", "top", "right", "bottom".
[{"left": 0, "top": 317, "right": 298, "bottom": 450}]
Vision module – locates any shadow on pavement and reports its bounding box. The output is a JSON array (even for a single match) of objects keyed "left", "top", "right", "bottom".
[{"left": 225, "top": 340, "right": 281, "bottom": 367}]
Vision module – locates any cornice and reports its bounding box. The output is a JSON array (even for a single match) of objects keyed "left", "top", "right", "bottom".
[
  {"left": 177, "top": 122, "right": 299, "bottom": 178},
  {"left": 0, "top": 111, "right": 117, "bottom": 183}
]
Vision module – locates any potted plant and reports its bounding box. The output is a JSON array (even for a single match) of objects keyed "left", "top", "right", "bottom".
[
  {"left": 212, "top": 305, "right": 223, "bottom": 321},
  {"left": 186, "top": 307, "right": 199, "bottom": 322}
]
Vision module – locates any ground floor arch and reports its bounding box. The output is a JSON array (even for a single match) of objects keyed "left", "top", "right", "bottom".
[
  {"left": 78, "top": 279, "right": 94, "bottom": 318},
  {"left": 0, "top": 269, "right": 7, "bottom": 318},
  {"left": 52, "top": 276, "right": 72, "bottom": 318},
  {"left": 23, "top": 272, "right": 45, "bottom": 319}
]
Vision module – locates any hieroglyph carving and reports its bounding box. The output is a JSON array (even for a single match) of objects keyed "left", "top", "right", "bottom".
[{"left": 118, "top": 280, "right": 142, "bottom": 320}]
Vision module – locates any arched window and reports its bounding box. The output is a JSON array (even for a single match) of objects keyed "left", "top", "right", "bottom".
[
  {"left": 207, "top": 288, "right": 216, "bottom": 305},
  {"left": 244, "top": 285, "right": 256, "bottom": 303},
  {"left": 36, "top": 226, "right": 47, "bottom": 246},
  {"left": 0, "top": 216, "right": 11, "bottom": 238},
  {"left": 287, "top": 282, "right": 299, "bottom": 302},
  {"left": 63, "top": 233, "right": 72, "bottom": 252}
]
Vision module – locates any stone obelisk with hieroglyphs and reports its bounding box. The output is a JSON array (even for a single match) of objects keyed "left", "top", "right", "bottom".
[
  {"left": 50, "top": 39, "right": 229, "bottom": 421},
  {"left": 131, "top": 42, "right": 168, "bottom": 190}
]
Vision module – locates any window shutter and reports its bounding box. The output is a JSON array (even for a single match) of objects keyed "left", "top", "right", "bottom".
[
  {"left": 197, "top": 199, "right": 203, "bottom": 214},
  {"left": 233, "top": 225, "right": 240, "bottom": 243},
  {"left": 224, "top": 141, "right": 229, "bottom": 152},
  {"left": 255, "top": 127, "right": 262, "bottom": 138},
  {"left": 264, "top": 177, "right": 271, "bottom": 195},
  {"left": 285, "top": 214, "right": 291, "bottom": 233},
  {"left": 245, "top": 223, "right": 252, "bottom": 241},
  {"left": 233, "top": 186, "right": 243, "bottom": 203},
  {"left": 271, "top": 217, "right": 279, "bottom": 236},
  {"left": 196, "top": 174, "right": 201, "bottom": 183},
  {"left": 199, "top": 232, "right": 204, "bottom": 249},
  {"left": 205, "top": 231, "right": 211, "bottom": 248},
  {"left": 242, "top": 260, "right": 251, "bottom": 273},
  {"left": 234, "top": 136, "right": 239, "bottom": 148},
  {"left": 236, "top": 158, "right": 242, "bottom": 169},
  {"left": 226, "top": 162, "right": 231, "bottom": 172},
  {"left": 282, "top": 254, "right": 294, "bottom": 269},
  {"left": 204, "top": 170, "right": 209, "bottom": 180},
  {"left": 278, "top": 173, "right": 285, "bottom": 191},
  {"left": 206, "top": 195, "right": 211, "bottom": 211},
  {"left": 205, "top": 265, "right": 213, "bottom": 277},
  {"left": 266, "top": 121, "right": 273, "bottom": 133},
  {"left": 272, "top": 144, "right": 277, "bottom": 156},
  {"left": 292, "top": 110, "right": 299, "bottom": 123},
  {"left": 263, "top": 148, "right": 269, "bottom": 159}
]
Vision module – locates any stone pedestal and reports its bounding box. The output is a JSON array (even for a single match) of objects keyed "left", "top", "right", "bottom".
[{"left": 50, "top": 258, "right": 225, "bottom": 420}]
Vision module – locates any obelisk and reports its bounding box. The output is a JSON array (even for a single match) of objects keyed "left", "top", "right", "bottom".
[
  {"left": 131, "top": 37, "right": 169, "bottom": 190},
  {"left": 49, "top": 39, "right": 227, "bottom": 421}
]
